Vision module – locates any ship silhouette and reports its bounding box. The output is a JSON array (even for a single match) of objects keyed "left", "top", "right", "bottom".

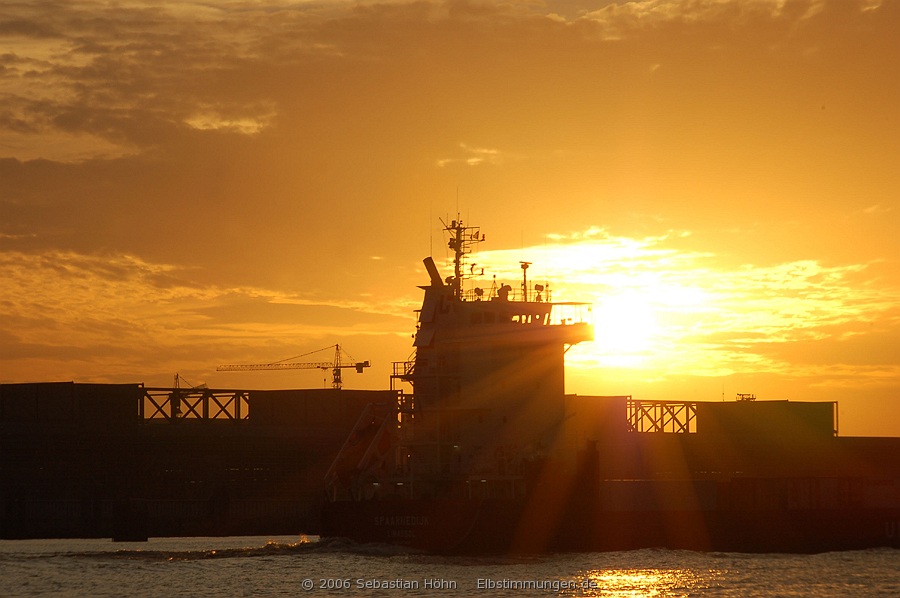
[{"left": 319, "top": 218, "right": 900, "bottom": 553}]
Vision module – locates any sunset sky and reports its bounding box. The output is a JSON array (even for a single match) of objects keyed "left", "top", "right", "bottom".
[{"left": 2, "top": 0, "right": 898, "bottom": 436}]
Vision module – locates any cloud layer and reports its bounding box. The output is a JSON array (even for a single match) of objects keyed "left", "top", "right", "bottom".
[{"left": 1, "top": 0, "right": 898, "bottom": 434}]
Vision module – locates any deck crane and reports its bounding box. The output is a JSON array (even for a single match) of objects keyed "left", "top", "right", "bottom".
[{"left": 216, "top": 344, "right": 370, "bottom": 390}]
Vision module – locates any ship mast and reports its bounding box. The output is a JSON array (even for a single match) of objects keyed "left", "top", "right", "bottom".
[{"left": 442, "top": 217, "right": 484, "bottom": 300}]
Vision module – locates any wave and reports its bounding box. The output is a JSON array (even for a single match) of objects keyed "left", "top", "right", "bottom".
[{"left": 73, "top": 535, "right": 424, "bottom": 561}]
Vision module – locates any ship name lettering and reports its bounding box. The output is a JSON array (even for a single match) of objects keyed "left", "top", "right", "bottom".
[{"left": 373, "top": 515, "right": 429, "bottom": 526}]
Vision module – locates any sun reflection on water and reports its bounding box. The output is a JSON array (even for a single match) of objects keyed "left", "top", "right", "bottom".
[{"left": 572, "top": 567, "right": 719, "bottom": 597}]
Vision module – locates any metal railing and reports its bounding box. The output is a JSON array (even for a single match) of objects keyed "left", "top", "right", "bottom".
[
  {"left": 140, "top": 388, "right": 250, "bottom": 422},
  {"left": 627, "top": 399, "right": 697, "bottom": 433}
]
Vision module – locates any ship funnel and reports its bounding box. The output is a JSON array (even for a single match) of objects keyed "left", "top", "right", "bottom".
[{"left": 423, "top": 257, "right": 444, "bottom": 287}]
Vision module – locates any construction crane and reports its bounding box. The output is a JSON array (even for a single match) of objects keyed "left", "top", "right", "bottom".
[{"left": 216, "top": 344, "right": 370, "bottom": 390}]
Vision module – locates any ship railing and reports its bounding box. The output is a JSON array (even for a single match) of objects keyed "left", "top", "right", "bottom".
[
  {"left": 392, "top": 360, "right": 415, "bottom": 378},
  {"left": 459, "top": 286, "right": 545, "bottom": 303}
]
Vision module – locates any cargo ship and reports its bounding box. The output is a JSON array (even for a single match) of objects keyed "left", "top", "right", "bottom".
[{"left": 320, "top": 218, "right": 900, "bottom": 553}]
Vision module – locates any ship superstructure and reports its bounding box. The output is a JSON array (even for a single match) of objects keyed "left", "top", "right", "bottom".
[
  {"left": 325, "top": 219, "right": 592, "bottom": 504},
  {"left": 400, "top": 219, "right": 591, "bottom": 497}
]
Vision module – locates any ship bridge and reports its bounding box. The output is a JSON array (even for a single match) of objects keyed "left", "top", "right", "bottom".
[
  {"left": 454, "top": 297, "right": 591, "bottom": 337},
  {"left": 416, "top": 253, "right": 593, "bottom": 350}
]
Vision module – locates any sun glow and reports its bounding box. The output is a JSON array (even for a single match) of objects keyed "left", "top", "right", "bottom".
[
  {"left": 471, "top": 232, "right": 713, "bottom": 371},
  {"left": 586, "top": 275, "right": 715, "bottom": 370},
  {"left": 470, "top": 230, "right": 896, "bottom": 392}
]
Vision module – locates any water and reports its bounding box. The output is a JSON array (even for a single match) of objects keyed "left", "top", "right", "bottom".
[{"left": 1, "top": 536, "right": 898, "bottom": 596}]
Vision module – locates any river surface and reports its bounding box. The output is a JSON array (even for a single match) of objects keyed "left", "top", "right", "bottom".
[{"left": 1, "top": 536, "right": 898, "bottom": 596}]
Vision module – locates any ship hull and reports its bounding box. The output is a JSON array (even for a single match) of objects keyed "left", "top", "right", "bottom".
[{"left": 321, "top": 498, "right": 900, "bottom": 554}]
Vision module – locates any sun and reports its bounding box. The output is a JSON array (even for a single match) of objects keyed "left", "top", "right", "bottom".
[
  {"left": 476, "top": 234, "right": 714, "bottom": 372},
  {"left": 592, "top": 291, "right": 662, "bottom": 367}
]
